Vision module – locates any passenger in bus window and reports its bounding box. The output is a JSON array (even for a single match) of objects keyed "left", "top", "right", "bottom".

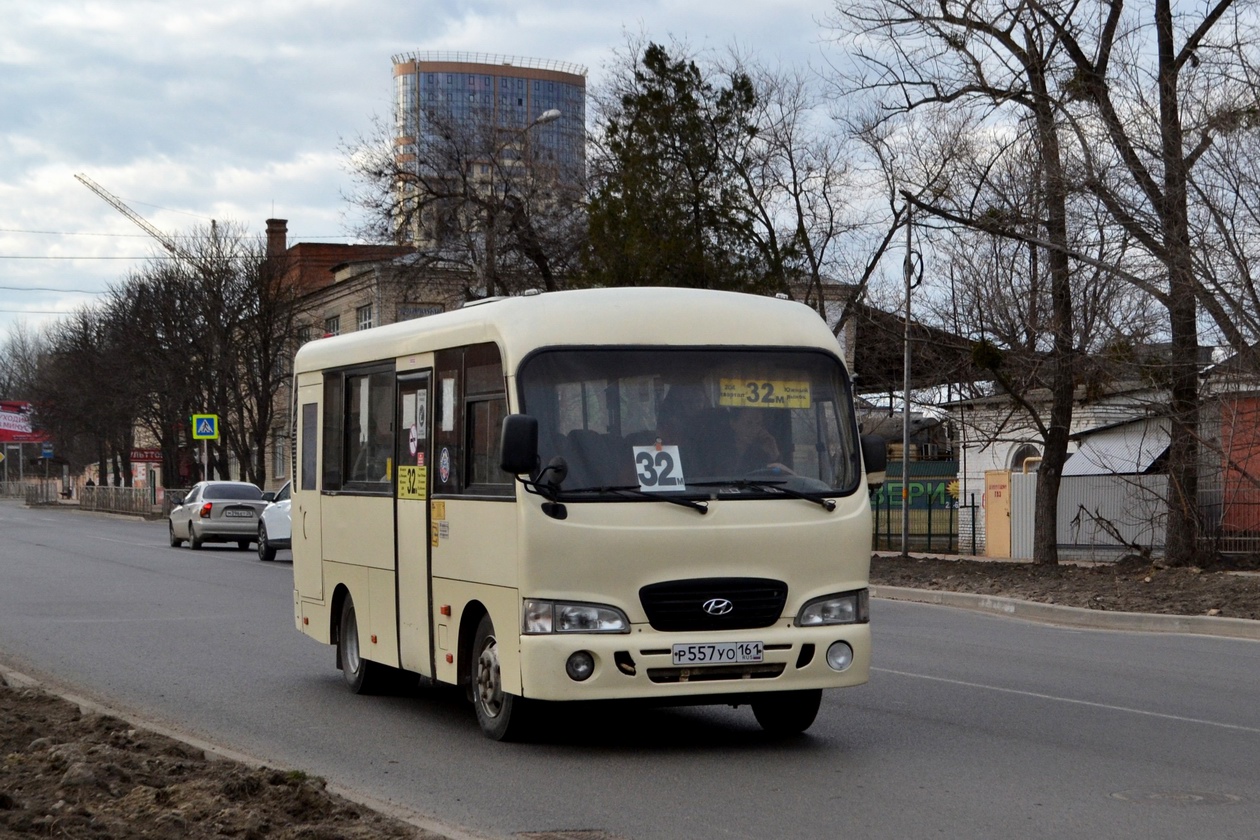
[
  {"left": 657, "top": 382, "right": 721, "bottom": 476},
  {"left": 730, "top": 409, "right": 790, "bottom": 475}
]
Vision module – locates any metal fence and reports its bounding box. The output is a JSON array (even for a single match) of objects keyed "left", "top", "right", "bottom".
[
  {"left": 22, "top": 482, "right": 60, "bottom": 506},
  {"left": 871, "top": 490, "right": 960, "bottom": 552},
  {"left": 869, "top": 460, "right": 961, "bottom": 552},
  {"left": 80, "top": 485, "right": 161, "bottom": 517},
  {"left": 1200, "top": 477, "right": 1260, "bottom": 555}
]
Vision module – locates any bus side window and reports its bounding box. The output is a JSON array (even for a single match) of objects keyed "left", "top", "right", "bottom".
[
  {"left": 466, "top": 395, "right": 508, "bottom": 489},
  {"left": 300, "top": 403, "right": 317, "bottom": 491},
  {"left": 432, "top": 340, "right": 464, "bottom": 495},
  {"left": 322, "top": 374, "right": 344, "bottom": 491}
]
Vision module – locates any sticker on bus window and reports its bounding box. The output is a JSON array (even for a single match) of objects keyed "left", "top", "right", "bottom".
[
  {"left": 633, "top": 445, "right": 686, "bottom": 492},
  {"left": 398, "top": 465, "right": 427, "bottom": 500},
  {"left": 718, "top": 378, "right": 811, "bottom": 409}
]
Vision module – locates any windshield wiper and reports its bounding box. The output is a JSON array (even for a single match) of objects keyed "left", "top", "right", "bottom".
[
  {"left": 562, "top": 484, "right": 708, "bottom": 514},
  {"left": 688, "top": 479, "right": 837, "bottom": 512}
]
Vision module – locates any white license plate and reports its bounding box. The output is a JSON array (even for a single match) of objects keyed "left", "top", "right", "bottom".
[
  {"left": 223, "top": 509, "right": 255, "bottom": 518},
  {"left": 671, "top": 641, "right": 763, "bottom": 666}
]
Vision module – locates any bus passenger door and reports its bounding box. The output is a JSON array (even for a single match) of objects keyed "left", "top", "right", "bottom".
[
  {"left": 395, "top": 373, "right": 433, "bottom": 676},
  {"left": 293, "top": 382, "right": 323, "bottom": 601}
]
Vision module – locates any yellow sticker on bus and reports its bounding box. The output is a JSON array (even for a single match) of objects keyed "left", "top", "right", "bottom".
[
  {"left": 397, "top": 465, "right": 427, "bottom": 500},
  {"left": 718, "top": 378, "right": 811, "bottom": 409}
]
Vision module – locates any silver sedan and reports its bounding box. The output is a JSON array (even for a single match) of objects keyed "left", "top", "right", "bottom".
[{"left": 168, "top": 481, "right": 270, "bottom": 550}]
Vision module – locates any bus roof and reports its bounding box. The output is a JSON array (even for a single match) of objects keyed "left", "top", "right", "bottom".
[{"left": 293, "top": 287, "right": 843, "bottom": 374}]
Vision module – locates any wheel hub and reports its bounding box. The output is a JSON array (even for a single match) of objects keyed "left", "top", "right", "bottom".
[{"left": 476, "top": 638, "right": 503, "bottom": 718}]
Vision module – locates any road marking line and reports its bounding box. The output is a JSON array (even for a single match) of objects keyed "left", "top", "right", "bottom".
[{"left": 874, "top": 667, "right": 1260, "bottom": 735}]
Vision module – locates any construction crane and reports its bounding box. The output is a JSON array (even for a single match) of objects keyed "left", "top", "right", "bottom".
[{"left": 74, "top": 173, "right": 208, "bottom": 262}]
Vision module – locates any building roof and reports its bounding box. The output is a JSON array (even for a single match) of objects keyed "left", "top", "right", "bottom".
[
  {"left": 1062, "top": 418, "right": 1170, "bottom": 476},
  {"left": 392, "top": 51, "right": 588, "bottom": 78},
  {"left": 281, "top": 243, "right": 413, "bottom": 295}
]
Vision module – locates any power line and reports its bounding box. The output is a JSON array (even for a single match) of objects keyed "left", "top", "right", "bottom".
[
  {"left": 0, "top": 227, "right": 353, "bottom": 239},
  {"left": 0, "top": 255, "right": 179, "bottom": 260},
  {"left": 0, "top": 285, "right": 105, "bottom": 294}
]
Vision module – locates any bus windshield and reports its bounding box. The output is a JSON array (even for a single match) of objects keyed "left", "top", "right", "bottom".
[{"left": 518, "top": 348, "right": 861, "bottom": 498}]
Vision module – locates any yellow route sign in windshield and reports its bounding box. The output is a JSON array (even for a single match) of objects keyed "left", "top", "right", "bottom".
[{"left": 719, "top": 378, "right": 811, "bottom": 409}]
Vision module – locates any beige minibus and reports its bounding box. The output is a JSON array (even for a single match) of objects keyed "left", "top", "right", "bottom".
[{"left": 291, "top": 287, "right": 885, "bottom": 740}]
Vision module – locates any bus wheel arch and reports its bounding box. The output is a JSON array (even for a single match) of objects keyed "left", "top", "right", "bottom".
[
  {"left": 331, "top": 585, "right": 351, "bottom": 669},
  {"left": 332, "top": 585, "right": 391, "bottom": 694},
  {"left": 466, "top": 609, "right": 531, "bottom": 741},
  {"left": 457, "top": 602, "right": 488, "bottom": 701}
]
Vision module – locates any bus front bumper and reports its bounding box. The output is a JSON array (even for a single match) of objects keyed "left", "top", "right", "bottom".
[{"left": 517, "top": 622, "right": 870, "bottom": 703}]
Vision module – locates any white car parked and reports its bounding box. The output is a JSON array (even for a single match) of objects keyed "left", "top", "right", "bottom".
[
  {"left": 258, "top": 481, "right": 291, "bottom": 562},
  {"left": 169, "top": 481, "right": 270, "bottom": 550}
]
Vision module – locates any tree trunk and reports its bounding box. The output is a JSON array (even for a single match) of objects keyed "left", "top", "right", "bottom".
[{"left": 1155, "top": 0, "right": 1202, "bottom": 566}]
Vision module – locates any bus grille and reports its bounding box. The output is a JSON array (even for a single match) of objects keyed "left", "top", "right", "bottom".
[{"left": 639, "top": 578, "right": 788, "bottom": 632}]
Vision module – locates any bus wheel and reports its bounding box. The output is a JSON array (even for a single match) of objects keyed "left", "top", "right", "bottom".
[
  {"left": 751, "top": 689, "right": 822, "bottom": 735},
  {"left": 471, "top": 614, "right": 528, "bottom": 741},
  {"left": 338, "top": 593, "right": 388, "bottom": 694}
]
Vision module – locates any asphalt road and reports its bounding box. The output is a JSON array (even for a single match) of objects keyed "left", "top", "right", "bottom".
[{"left": 2, "top": 500, "right": 1259, "bottom": 840}]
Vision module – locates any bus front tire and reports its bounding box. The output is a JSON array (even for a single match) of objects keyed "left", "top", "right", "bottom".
[
  {"left": 751, "top": 689, "right": 822, "bottom": 735},
  {"left": 471, "top": 614, "right": 529, "bottom": 741},
  {"left": 338, "top": 593, "right": 389, "bottom": 694}
]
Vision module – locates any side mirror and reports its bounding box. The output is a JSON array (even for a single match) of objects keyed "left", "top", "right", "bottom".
[
  {"left": 500, "top": 414, "right": 540, "bottom": 475},
  {"left": 170, "top": 494, "right": 184, "bottom": 506},
  {"left": 262, "top": 491, "right": 276, "bottom": 503},
  {"left": 861, "top": 434, "right": 887, "bottom": 488}
]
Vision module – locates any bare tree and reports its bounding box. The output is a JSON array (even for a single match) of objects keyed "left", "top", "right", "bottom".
[
  {"left": 0, "top": 321, "right": 47, "bottom": 400},
  {"left": 345, "top": 104, "right": 586, "bottom": 296},
  {"left": 1035, "top": 0, "right": 1258, "bottom": 565},
  {"left": 34, "top": 221, "right": 302, "bottom": 490},
  {"left": 830, "top": 0, "right": 1085, "bottom": 563}
]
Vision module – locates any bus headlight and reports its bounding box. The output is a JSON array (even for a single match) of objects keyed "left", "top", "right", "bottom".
[
  {"left": 523, "top": 600, "right": 631, "bottom": 634},
  {"left": 796, "top": 589, "right": 870, "bottom": 626}
]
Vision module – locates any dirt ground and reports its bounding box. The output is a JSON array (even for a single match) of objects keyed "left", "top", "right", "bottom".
[
  {"left": 5, "top": 554, "right": 1260, "bottom": 839},
  {"left": 869, "top": 552, "right": 1260, "bottom": 621}
]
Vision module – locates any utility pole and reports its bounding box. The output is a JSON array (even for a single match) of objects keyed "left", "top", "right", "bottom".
[{"left": 900, "top": 204, "right": 922, "bottom": 558}]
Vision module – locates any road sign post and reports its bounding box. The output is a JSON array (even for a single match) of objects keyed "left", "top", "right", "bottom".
[{"left": 192, "top": 414, "right": 220, "bottom": 482}]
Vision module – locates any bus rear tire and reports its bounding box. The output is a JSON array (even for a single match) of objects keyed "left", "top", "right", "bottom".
[
  {"left": 471, "top": 614, "right": 530, "bottom": 741},
  {"left": 339, "top": 593, "right": 389, "bottom": 694},
  {"left": 751, "top": 689, "right": 822, "bottom": 734}
]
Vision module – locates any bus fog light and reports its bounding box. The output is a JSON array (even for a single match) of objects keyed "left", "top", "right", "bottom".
[
  {"left": 566, "top": 651, "right": 595, "bottom": 681},
  {"left": 826, "top": 641, "right": 854, "bottom": 672}
]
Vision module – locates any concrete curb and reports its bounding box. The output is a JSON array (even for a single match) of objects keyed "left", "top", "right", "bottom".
[{"left": 872, "top": 585, "right": 1260, "bottom": 641}]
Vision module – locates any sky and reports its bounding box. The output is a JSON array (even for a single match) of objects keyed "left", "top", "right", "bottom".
[{"left": 0, "top": 0, "right": 840, "bottom": 340}]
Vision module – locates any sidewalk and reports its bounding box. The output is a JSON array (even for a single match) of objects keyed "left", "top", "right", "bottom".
[{"left": 871, "top": 550, "right": 1260, "bottom": 641}]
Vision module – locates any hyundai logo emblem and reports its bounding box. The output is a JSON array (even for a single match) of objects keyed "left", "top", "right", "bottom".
[{"left": 702, "top": 598, "right": 734, "bottom": 616}]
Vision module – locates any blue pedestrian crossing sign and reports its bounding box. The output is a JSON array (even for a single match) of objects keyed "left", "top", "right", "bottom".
[{"left": 192, "top": 414, "right": 220, "bottom": 440}]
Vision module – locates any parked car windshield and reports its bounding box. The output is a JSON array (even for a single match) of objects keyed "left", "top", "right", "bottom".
[
  {"left": 203, "top": 484, "right": 263, "bottom": 501},
  {"left": 517, "top": 348, "right": 862, "bottom": 497}
]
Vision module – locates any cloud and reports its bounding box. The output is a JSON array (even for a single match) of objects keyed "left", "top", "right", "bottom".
[{"left": 1, "top": 0, "right": 832, "bottom": 339}]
